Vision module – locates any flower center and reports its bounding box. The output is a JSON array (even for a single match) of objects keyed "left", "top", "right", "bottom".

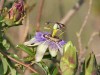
[{"left": 44, "top": 34, "right": 61, "bottom": 42}]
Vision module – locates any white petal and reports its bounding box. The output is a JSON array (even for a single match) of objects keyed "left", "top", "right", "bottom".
[
  {"left": 24, "top": 38, "right": 36, "bottom": 46},
  {"left": 33, "top": 41, "right": 43, "bottom": 46},
  {"left": 56, "top": 43, "right": 63, "bottom": 55},
  {"left": 35, "top": 41, "right": 48, "bottom": 62},
  {"left": 49, "top": 42, "right": 58, "bottom": 57},
  {"left": 49, "top": 49, "right": 58, "bottom": 57}
]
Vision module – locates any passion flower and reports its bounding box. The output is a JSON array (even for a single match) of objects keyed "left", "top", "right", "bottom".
[{"left": 24, "top": 32, "right": 65, "bottom": 62}]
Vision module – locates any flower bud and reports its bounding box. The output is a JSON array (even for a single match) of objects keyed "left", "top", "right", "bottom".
[
  {"left": 60, "top": 41, "right": 78, "bottom": 75},
  {"left": 10, "top": 1, "right": 24, "bottom": 20},
  {"left": 84, "top": 52, "right": 97, "bottom": 75},
  {"left": 4, "top": 1, "right": 24, "bottom": 26}
]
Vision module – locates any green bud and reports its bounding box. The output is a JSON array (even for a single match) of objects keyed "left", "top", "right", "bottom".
[
  {"left": 84, "top": 52, "right": 97, "bottom": 75},
  {"left": 60, "top": 41, "right": 78, "bottom": 75}
]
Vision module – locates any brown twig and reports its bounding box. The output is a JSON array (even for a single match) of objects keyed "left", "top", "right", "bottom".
[
  {"left": 77, "top": 0, "right": 92, "bottom": 58},
  {"left": 87, "top": 32, "right": 99, "bottom": 47},
  {"left": 0, "top": 49, "right": 37, "bottom": 73},
  {"left": 76, "top": 0, "right": 92, "bottom": 74},
  {"left": 59, "top": 0, "right": 84, "bottom": 41},
  {"left": 60, "top": 0, "right": 84, "bottom": 24},
  {"left": 0, "top": 0, "right": 4, "bottom": 14},
  {"left": 36, "top": 0, "right": 45, "bottom": 31},
  {"left": 7, "top": 55, "right": 38, "bottom": 73},
  {"left": 79, "top": 31, "right": 99, "bottom": 62}
]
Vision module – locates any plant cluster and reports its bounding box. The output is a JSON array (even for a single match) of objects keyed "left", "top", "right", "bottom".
[{"left": 0, "top": 0, "right": 100, "bottom": 75}]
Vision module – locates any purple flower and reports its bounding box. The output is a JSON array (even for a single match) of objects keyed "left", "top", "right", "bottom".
[{"left": 24, "top": 32, "right": 66, "bottom": 62}]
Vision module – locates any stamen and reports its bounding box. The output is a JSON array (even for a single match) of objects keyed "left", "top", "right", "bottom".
[
  {"left": 52, "top": 29, "right": 58, "bottom": 37},
  {"left": 44, "top": 34, "right": 61, "bottom": 42}
]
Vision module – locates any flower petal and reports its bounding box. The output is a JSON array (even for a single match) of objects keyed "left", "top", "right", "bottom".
[
  {"left": 33, "top": 41, "right": 43, "bottom": 46},
  {"left": 24, "top": 38, "right": 36, "bottom": 46},
  {"left": 35, "top": 32, "right": 46, "bottom": 41},
  {"left": 59, "top": 40, "right": 66, "bottom": 46},
  {"left": 49, "top": 42, "right": 58, "bottom": 57},
  {"left": 57, "top": 40, "right": 65, "bottom": 55},
  {"left": 56, "top": 43, "right": 63, "bottom": 55},
  {"left": 35, "top": 41, "right": 48, "bottom": 62},
  {"left": 49, "top": 49, "right": 58, "bottom": 57}
]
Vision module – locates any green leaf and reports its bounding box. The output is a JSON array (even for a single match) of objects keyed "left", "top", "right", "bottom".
[
  {"left": 0, "top": 61, "right": 4, "bottom": 75},
  {"left": 1, "top": 57, "right": 8, "bottom": 74},
  {"left": 17, "top": 44, "right": 35, "bottom": 56},
  {"left": 36, "top": 63, "right": 47, "bottom": 75},
  {"left": 0, "top": 43, "right": 9, "bottom": 54},
  {"left": 0, "top": 53, "right": 16, "bottom": 75},
  {"left": 10, "top": 53, "right": 20, "bottom": 60},
  {"left": 2, "top": 39, "right": 7, "bottom": 45},
  {"left": 7, "top": 62, "right": 16, "bottom": 75},
  {"left": 2, "top": 39, "right": 10, "bottom": 50},
  {"left": 3, "top": 18, "right": 14, "bottom": 26},
  {"left": 30, "top": 73, "right": 40, "bottom": 75},
  {"left": 41, "top": 62, "right": 51, "bottom": 75},
  {"left": 0, "top": 15, "right": 3, "bottom": 21},
  {"left": 52, "top": 67, "right": 58, "bottom": 75},
  {"left": 0, "top": 53, "right": 8, "bottom": 74},
  {"left": 23, "top": 56, "right": 34, "bottom": 62},
  {"left": 16, "top": 74, "right": 23, "bottom": 75},
  {"left": 9, "top": 67, "right": 16, "bottom": 75},
  {"left": 35, "top": 62, "right": 51, "bottom": 75}
]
